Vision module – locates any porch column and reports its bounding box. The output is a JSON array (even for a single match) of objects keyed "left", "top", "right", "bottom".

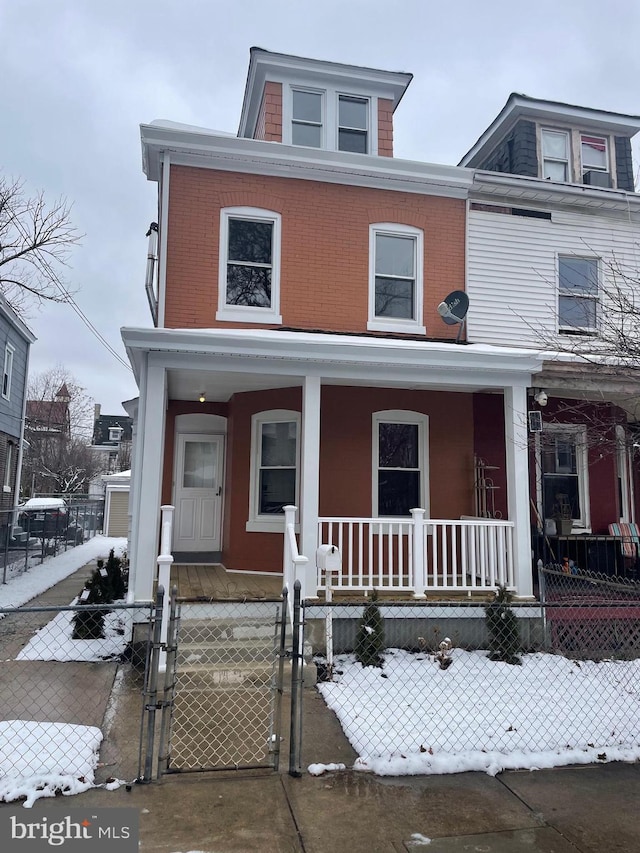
[
  {"left": 130, "top": 359, "right": 168, "bottom": 602},
  {"left": 504, "top": 384, "right": 533, "bottom": 598},
  {"left": 300, "top": 374, "right": 321, "bottom": 599}
]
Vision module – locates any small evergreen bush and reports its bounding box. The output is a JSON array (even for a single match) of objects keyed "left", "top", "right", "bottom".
[
  {"left": 72, "top": 567, "right": 108, "bottom": 639},
  {"left": 484, "top": 584, "right": 521, "bottom": 665},
  {"left": 355, "top": 589, "right": 385, "bottom": 668}
]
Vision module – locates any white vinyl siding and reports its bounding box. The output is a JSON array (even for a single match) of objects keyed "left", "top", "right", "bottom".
[{"left": 466, "top": 208, "right": 640, "bottom": 347}]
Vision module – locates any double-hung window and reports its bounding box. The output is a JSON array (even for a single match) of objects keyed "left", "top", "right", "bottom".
[
  {"left": 2, "top": 345, "right": 13, "bottom": 401},
  {"left": 368, "top": 224, "right": 425, "bottom": 334},
  {"left": 558, "top": 256, "right": 599, "bottom": 334},
  {"left": 541, "top": 129, "right": 570, "bottom": 181},
  {"left": 373, "top": 411, "right": 428, "bottom": 517},
  {"left": 247, "top": 410, "right": 300, "bottom": 531},
  {"left": 580, "top": 134, "right": 610, "bottom": 185},
  {"left": 292, "top": 89, "right": 323, "bottom": 147},
  {"left": 217, "top": 207, "right": 282, "bottom": 323},
  {"left": 338, "top": 95, "right": 368, "bottom": 153}
]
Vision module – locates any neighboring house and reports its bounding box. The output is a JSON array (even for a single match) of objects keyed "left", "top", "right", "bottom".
[
  {"left": 90, "top": 404, "right": 133, "bottom": 474},
  {"left": 24, "top": 383, "right": 71, "bottom": 496},
  {"left": 0, "top": 293, "right": 36, "bottom": 518},
  {"left": 460, "top": 94, "right": 640, "bottom": 557},
  {"left": 25, "top": 384, "right": 71, "bottom": 440},
  {"left": 122, "top": 48, "right": 640, "bottom": 605}
]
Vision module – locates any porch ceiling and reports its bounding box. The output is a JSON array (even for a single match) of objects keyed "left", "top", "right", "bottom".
[
  {"left": 123, "top": 326, "right": 544, "bottom": 401},
  {"left": 166, "top": 368, "right": 505, "bottom": 402}
]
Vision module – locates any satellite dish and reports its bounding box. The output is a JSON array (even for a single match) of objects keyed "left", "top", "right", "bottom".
[{"left": 437, "top": 290, "right": 469, "bottom": 325}]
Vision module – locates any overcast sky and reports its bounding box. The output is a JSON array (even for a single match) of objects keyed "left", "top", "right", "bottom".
[{"left": 2, "top": 0, "right": 640, "bottom": 415}]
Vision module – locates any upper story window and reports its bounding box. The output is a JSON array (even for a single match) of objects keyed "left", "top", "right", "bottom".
[
  {"left": 292, "top": 89, "right": 323, "bottom": 147},
  {"left": 109, "top": 427, "right": 124, "bottom": 442},
  {"left": 285, "top": 86, "right": 377, "bottom": 154},
  {"left": 541, "top": 129, "right": 570, "bottom": 181},
  {"left": 338, "top": 96, "right": 368, "bottom": 153},
  {"left": 216, "top": 207, "right": 282, "bottom": 324},
  {"left": 558, "top": 256, "right": 599, "bottom": 335},
  {"left": 367, "top": 224, "right": 425, "bottom": 335},
  {"left": 2, "top": 344, "right": 14, "bottom": 401},
  {"left": 540, "top": 127, "right": 614, "bottom": 187},
  {"left": 580, "top": 134, "right": 610, "bottom": 185}
]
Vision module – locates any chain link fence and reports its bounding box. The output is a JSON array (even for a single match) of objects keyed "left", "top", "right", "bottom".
[
  {"left": 0, "top": 500, "right": 104, "bottom": 584},
  {"left": 158, "top": 597, "right": 285, "bottom": 774},
  {"left": 305, "top": 580, "right": 640, "bottom": 774},
  {"left": 0, "top": 598, "right": 153, "bottom": 793}
]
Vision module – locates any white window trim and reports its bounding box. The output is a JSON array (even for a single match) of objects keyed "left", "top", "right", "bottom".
[
  {"left": 2, "top": 344, "right": 14, "bottom": 401},
  {"left": 615, "top": 424, "right": 632, "bottom": 523},
  {"left": 535, "top": 424, "right": 590, "bottom": 531},
  {"left": 367, "top": 223, "right": 426, "bottom": 334},
  {"left": 557, "top": 254, "right": 599, "bottom": 335},
  {"left": 336, "top": 93, "right": 370, "bottom": 154},
  {"left": 282, "top": 83, "right": 379, "bottom": 154},
  {"left": 216, "top": 207, "right": 282, "bottom": 324},
  {"left": 109, "top": 427, "right": 123, "bottom": 441},
  {"left": 247, "top": 409, "right": 301, "bottom": 533},
  {"left": 580, "top": 133, "right": 610, "bottom": 176},
  {"left": 541, "top": 128, "right": 571, "bottom": 181},
  {"left": 290, "top": 86, "right": 326, "bottom": 149},
  {"left": 3, "top": 441, "right": 12, "bottom": 493},
  {"left": 372, "top": 410, "right": 430, "bottom": 518}
]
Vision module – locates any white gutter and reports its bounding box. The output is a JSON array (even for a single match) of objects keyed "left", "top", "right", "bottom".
[{"left": 140, "top": 123, "right": 474, "bottom": 198}]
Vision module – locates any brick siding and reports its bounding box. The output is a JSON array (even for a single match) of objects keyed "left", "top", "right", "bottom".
[{"left": 164, "top": 165, "right": 466, "bottom": 341}]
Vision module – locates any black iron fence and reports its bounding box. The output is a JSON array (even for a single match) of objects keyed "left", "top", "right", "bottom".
[{"left": 0, "top": 500, "right": 104, "bottom": 584}]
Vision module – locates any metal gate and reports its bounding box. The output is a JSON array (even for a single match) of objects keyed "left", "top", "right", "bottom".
[{"left": 157, "top": 590, "right": 288, "bottom": 774}]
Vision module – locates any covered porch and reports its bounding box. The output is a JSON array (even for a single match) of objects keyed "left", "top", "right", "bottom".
[{"left": 123, "top": 327, "right": 543, "bottom": 603}]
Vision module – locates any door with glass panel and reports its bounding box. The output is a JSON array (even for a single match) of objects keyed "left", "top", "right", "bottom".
[{"left": 174, "top": 434, "right": 224, "bottom": 552}]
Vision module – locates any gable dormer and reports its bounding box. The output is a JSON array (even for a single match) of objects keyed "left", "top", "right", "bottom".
[
  {"left": 237, "top": 47, "right": 412, "bottom": 157},
  {"left": 459, "top": 93, "right": 640, "bottom": 191}
]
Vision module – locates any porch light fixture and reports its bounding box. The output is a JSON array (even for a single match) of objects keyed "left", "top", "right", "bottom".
[
  {"left": 533, "top": 389, "right": 548, "bottom": 407},
  {"left": 199, "top": 392, "right": 206, "bottom": 403}
]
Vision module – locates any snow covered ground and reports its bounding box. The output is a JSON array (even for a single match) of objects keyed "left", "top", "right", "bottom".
[
  {"left": 0, "top": 536, "right": 129, "bottom": 806},
  {"left": 318, "top": 648, "right": 640, "bottom": 777},
  {"left": 0, "top": 536, "right": 127, "bottom": 610}
]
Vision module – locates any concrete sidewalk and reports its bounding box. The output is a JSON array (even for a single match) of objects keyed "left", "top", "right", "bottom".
[{"left": 4, "top": 565, "right": 640, "bottom": 852}]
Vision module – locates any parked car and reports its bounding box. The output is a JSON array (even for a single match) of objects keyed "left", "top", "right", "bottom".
[{"left": 18, "top": 498, "right": 84, "bottom": 543}]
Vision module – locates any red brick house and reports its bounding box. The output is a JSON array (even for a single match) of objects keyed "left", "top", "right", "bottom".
[{"left": 123, "top": 49, "right": 640, "bottom": 604}]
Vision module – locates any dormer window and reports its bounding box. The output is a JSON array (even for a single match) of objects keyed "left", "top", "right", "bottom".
[
  {"left": 285, "top": 85, "right": 376, "bottom": 154},
  {"left": 109, "top": 427, "right": 124, "bottom": 442},
  {"left": 581, "top": 134, "right": 611, "bottom": 186},
  {"left": 541, "top": 129, "right": 570, "bottom": 181},
  {"left": 292, "top": 90, "right": 323, "bottom": 148},
  {"left": 338, "top": 96, "right": 368, "bottom": 153}
]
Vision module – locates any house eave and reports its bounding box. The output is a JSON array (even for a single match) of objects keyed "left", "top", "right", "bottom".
[
  {"left": 459, "top": 93, "right": 640, "bottom": 168},
  {"left": 471, "top": 170, "right": 640, "bottom": 214},
  {"left": 140, "top": 122, "right": 473, "bottom": 199},
  {"left": 238, "top": 47, "right": 413, "bottom": 139}
]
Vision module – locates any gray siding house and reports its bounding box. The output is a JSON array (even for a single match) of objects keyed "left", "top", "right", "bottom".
[{"left": 0, "top": 294, "right": 36, "bottom": 515}]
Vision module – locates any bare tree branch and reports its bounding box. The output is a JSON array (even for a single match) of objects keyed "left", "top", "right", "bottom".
[{"left": 0, "top": 175, "right": 81, "bottom": 313}]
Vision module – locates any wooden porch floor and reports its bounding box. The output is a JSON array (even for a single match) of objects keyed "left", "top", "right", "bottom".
[{"left": 169, "top": 564, "right": 284, "bottom": 600}]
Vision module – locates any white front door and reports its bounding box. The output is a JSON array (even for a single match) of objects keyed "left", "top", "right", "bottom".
[{"left": 174, "top": 434, "right": 224, "bottom": 552}]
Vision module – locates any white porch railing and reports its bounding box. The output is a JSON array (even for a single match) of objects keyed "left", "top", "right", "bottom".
[
  {"left": 316, "top": 513, "right": 515, "bottom": 596},
  {"left": 283, "top": 506, "right": 309, "bottom": 615}
]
